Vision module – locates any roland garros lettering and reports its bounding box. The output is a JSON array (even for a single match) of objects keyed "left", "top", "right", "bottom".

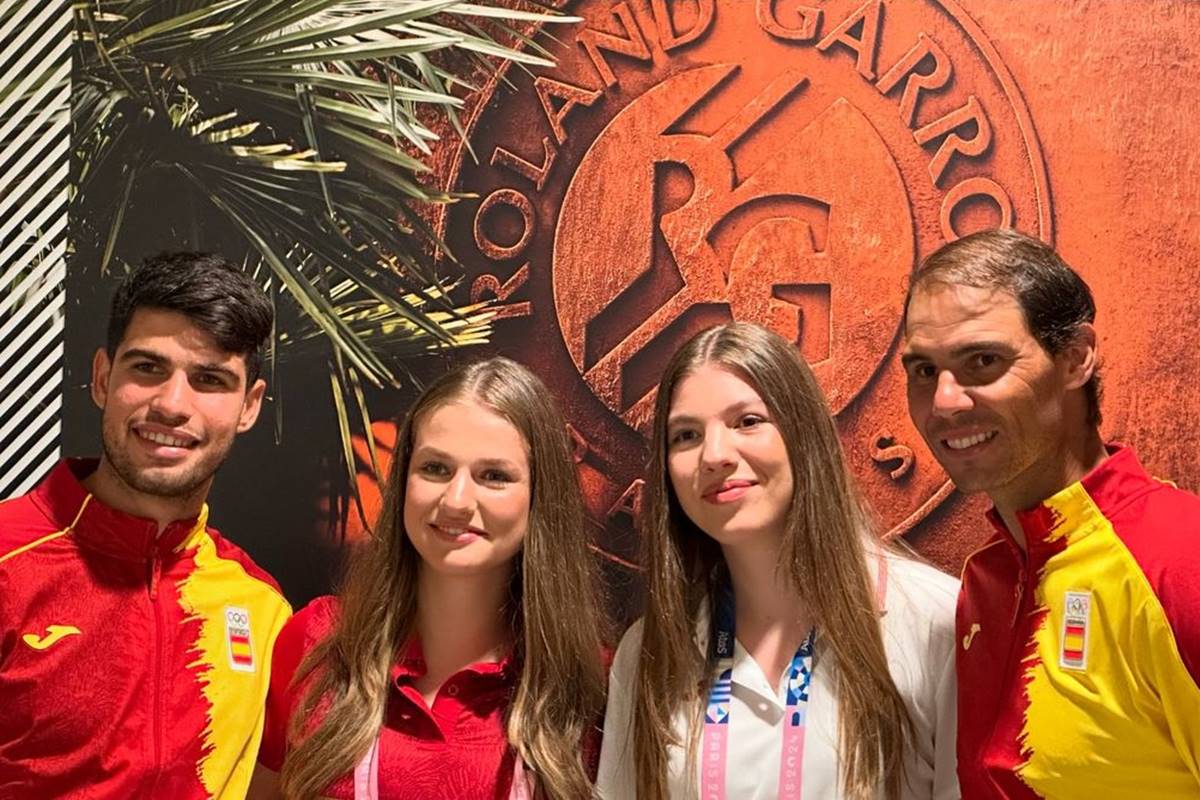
[
  {"left": 450, "top": 0, "right": 1050, "bottom": 545},
  {"left": 473, "top": 0, "right": 1012, "bottom": 317},
  {"left": 788, "top": 0, "right": 1014, "bottom": 238}
]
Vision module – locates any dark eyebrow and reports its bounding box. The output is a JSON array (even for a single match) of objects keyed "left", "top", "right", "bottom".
[
  {"left": 667, "top": 398, "right": 765, "bottom": 427},
  {"left": 118, "top": 349, "right": 241, "bottom": 383},
  {"left": 412, "top": 447, "right": 522, "bottom": 471},
  {"left": 950, "top": 342, "right": 1016, "bottom": 359},
  {"left": 901, "top": 341, "right": 1016, "bottom": 368},
  {"left": 194, "top": 363, "right": 241, "bottom": 382},
  {"left": 478, "top": 458, "right": 522, "bottom": 471},
  {"left": 117, "top": 348, "right": 166, "bottom": 364}
]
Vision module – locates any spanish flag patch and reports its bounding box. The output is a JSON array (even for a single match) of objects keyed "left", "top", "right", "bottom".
[
  {"left": 224, "top": 606, "right": 255, "bottom": 673},
  {"left": 1060, "top": 591, "right": 1091, "bottom": 671}
]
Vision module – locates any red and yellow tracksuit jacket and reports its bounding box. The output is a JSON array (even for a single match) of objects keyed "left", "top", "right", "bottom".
[
  {"left": 957, "top": 445, "right": 1200, "bottom": 798},
  {"left": 0, "top": 459, "right": 291, "bottom": 799}
]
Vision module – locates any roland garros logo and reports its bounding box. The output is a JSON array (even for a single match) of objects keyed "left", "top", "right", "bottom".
[{"left": 441, "top": 0, "right": 1051, "bottom": 558}]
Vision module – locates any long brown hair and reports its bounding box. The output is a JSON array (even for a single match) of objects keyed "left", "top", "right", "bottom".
[
  {"left": 281, "top": 357, "right": 607, "bottom": 799},
  {"left": 632, "top": 322, "right": 914, "bottom": 799}
]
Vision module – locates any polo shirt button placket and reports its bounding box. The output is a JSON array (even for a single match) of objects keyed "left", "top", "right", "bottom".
[{"left": 446, "top": 683, "right": 460, "bottom": 698}]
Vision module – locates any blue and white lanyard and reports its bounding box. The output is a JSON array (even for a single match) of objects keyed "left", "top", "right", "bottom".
[{"left": 701, "top": 587, "right": 815, "bottom": 800}]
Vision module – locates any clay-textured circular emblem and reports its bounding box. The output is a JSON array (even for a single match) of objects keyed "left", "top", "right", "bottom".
[{"left": 440, "top": 0, "right": 1051, "bottom": 569}]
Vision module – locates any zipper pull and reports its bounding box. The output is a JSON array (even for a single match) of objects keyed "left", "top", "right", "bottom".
[
  {"left": 148, "top": 555, "right": 161, "bottom": 600},
  {"left": 1011, "top": 571, "right": 1025, "bottom": 625}
]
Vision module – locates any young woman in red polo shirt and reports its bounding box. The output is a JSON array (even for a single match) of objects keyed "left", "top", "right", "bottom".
[{"left": 249, "top": 357, "right": 607, "bottom": 799}]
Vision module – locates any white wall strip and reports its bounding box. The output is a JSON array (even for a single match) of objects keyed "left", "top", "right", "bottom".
[{"left": 0, "top": 0, "right": 70, "bottom": 499}]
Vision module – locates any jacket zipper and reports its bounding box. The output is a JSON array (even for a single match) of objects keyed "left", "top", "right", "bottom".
[
  {"left": 147, "top": 553, "right": 164, "bottom": 795},
  {"left": 1012, "top": 570, "right": 1025, "bottom": 627},
  {"left": 980, "top": 549, "right": 1034, "bottom": 790}
]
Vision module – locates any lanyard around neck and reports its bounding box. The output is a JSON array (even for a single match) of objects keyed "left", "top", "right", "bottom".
[
  {"left": 699, "top": 554, "right": 890, "bottom": 799},
  {"left": 701, "top": 588, "right": 816, "bottom": 800}
]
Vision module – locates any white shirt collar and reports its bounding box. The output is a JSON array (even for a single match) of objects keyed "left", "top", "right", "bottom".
[{"left": 692, "top": 603, "right": 792, "bottom": 708}]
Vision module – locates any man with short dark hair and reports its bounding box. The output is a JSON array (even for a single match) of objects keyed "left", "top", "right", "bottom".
[
  {"left": 0, "top": 253, "right": 291, "bottom": 799},
  {"left": 901, "top": 227, "right": 1200, "bottom": 799}
]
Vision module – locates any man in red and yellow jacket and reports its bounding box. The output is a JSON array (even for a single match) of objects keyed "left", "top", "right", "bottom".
[
  {"left": 902, "top": 228, "right": 1200, "bottom": 798},
  {"left": 0, "top": 253, "right": 291, "bottom": 799}
]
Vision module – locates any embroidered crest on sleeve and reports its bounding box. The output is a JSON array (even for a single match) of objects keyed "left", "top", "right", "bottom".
[
  {"left": 1060, "top": 591, "right": 1092, "bottom": 671},
  {"left": 224, "top": 606, "right": 255, "bottom": 673}
]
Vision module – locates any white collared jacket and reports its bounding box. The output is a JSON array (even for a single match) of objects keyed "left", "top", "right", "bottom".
[{"left": 596, "top": 553, "right": 960, "bottom": 799}]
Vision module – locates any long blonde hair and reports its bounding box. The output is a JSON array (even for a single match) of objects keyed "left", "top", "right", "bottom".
[
  {"left": 281, "top": 357, "right": 607, "bottom": 799},
  {"left": 633, "top": 323, "right": 914, "bottom": 799}
]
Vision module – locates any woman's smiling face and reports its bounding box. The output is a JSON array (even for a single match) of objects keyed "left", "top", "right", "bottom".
[
  {"left": 665, "top": 364, "right": 794, "bottom": 549},
  {"left": 403, "top": 398, "right": 531, "bottom": 577}
]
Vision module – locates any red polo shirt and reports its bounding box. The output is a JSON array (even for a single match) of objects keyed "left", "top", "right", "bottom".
[{"left": 259, "top": 596, "right": 520, "bottom": 799}]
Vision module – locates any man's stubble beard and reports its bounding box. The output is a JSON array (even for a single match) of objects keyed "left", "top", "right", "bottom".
[{"left": 101, "top": 423, "right": 231, "bottom": 501}]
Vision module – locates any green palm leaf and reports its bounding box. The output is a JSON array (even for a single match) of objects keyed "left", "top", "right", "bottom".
[{"left": 71, "top": 0, "right": 573, "bottom": 525}]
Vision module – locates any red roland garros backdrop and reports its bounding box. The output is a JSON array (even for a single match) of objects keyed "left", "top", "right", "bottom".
[{"left": 342, "top": 0, "right": 1200, "bottom": 585}]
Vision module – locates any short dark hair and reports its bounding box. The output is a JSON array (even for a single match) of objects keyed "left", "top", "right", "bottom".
[
  {"left": 904, "top": 228, "right": 1102, "bottom": 425},
  {"left": 106, "top": 252, "right": 273, "bottom": 385}
]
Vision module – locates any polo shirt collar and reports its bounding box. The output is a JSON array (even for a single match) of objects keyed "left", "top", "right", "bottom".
[
  {"left": 729, "top": 636, "right": 788, "bottom": 708},
  {"left": 693, "top": 604, "right": 803, "bottom": 709},
  {"left": 389, "top": 635, "right": 517, "bottom": 688},
  {"left": 692, "top": 550, "right": 891, "bottom": 707},
  {"left": 30, "top": 458, "right": 208, "bottom": 562}
]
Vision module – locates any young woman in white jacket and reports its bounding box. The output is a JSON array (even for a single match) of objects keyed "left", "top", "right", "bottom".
[{"left": 596, "top": 323, "right": 959, "bottom": 800}]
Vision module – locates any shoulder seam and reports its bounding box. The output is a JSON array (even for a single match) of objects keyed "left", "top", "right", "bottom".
[
  {"left": 1092, "top": 480, "right": 1163, "bottom": 524},
  {"left": 959, "top": 538, "right": 1006, "bottom": 581},
  {"left": 201, "top": 530, "right": 292, "bottom": 613},
  {"left": 0, "top": 528, "right": 72, "bottom": 566},
  {"left": 0, "top": 495, "right": 93, "bottom": 566}
]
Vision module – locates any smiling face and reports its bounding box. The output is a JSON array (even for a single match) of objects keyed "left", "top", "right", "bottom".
[
  {"left": 403, "top": 398, "right": 531, "bottom": 578},
  {"left": 90, "top": 307, "right": 264, "bottom": 511},
  {"left": 665, "top": 364, "right": 794, "bottom": 550},
  {"left": 902, "top": 283, "right": 1091, "bottom": 511}
]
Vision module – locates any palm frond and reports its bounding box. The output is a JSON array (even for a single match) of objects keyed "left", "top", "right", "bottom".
[
  {"left": 72, "top": 0, "right": 570, "bottom": 513},
  {"left": 276, "top": 280, "right": 494, "bottom": 358}
]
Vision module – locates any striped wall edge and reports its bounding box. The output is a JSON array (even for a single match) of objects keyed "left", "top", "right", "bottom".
[{"left": 0, "top": 0, "right": 70, "bottom": 499}]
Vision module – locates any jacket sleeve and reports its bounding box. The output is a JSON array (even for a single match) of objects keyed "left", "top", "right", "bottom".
[
  {"left": 931, "top": 623, "right": 960, "bottom": 800},
  {"left": 1149, "top": 568, "right": 1200, "bottom": 787},
  {"left": 595, "top": 620, "right": 643, "bottom": 800},
  {"left": 884, "top": 559, "right": 961, "bottom": 800}
]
